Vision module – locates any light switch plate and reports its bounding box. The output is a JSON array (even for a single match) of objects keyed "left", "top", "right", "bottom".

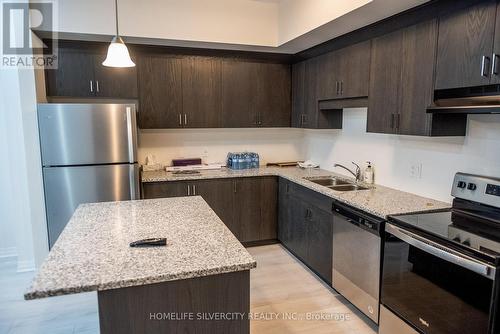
[{"left": 409, "top": 162, "right": 422, "bottom": 179}]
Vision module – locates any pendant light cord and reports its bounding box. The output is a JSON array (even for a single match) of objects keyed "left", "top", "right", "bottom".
[{"left": 115, "top": 0, "right": 119, "bottom": 36}]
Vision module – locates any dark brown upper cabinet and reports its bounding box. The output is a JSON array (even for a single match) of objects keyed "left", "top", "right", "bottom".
[
  {"left": 369, "top": 19, "right": 456, "bottom": 136},
  {"left": 45, "top": 42, "right": 138, "bottom": 99},
  {"left": 182, "top": 56, "right": 223, "bottom": 128},
  {"left": 316, "top": 41, "right": 371, "bottom": 101},
  {"left": 137, "top": 55, "right": 290, "bottom": 129},
  {"left": 222, "top": 60, "right": 291, "bottom": 128},
  {"left": 137, "top": 54, "right": 183, "bottom": 129},
  {"left": 368, "top": 28, "right": 404, "bottom": 135},
  {"left": 292, "top": 41, "right": 370, "bottom": 130},
  {"left": 435, "top": 0, "right": 498, "bottom": 90},
  {"left": 292, "top": 58, "right": 319, "bottom": 128}
]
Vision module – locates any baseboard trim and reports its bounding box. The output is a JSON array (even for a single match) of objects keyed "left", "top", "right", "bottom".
[
  {"left": 0, "top": 247, "right": 17, "bottom": 259},
  {"left": 17, "top": 259, "right": 35, "bottom": 272}
]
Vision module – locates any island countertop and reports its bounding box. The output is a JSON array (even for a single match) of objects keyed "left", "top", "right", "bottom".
[{"left": 25, "top": 197, "right": 257, "bottom": 300}]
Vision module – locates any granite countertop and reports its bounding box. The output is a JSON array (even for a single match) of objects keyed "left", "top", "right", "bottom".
[
  {"left": 142, "top": 167, "right": 451, "bottom": 218},
  {"left": 25, "top": 197, "right": 256, "bottom": 300}
]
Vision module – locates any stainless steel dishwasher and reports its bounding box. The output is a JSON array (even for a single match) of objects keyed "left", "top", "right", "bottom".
[{"left": 332, "top": 201, "right": 385, "bottom": 324}]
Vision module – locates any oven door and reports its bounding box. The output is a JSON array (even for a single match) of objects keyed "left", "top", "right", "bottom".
[{"left": 382, "top": 223, "right": 497, "bottom": 334}]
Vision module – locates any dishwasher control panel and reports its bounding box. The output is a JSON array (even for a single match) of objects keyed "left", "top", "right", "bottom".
[{"left": 332, "top": 201, "right": 384, "bottom": 235}]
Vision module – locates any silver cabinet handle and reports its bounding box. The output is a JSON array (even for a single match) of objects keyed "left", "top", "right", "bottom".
[
  {"left": 234, "top": 181, "right": 237, "bottom": 193},
  {"left": 184, "top": 114, "right": 187, "bottom": 125},
  {"left": 492, "top": 53, "right": 499, "bottom": 75},
  {"left": 179, "top": 114, "right": 182, "bottom": 126},
  {"left": 386, "top": 223, "right": 496, "bottom": 279},
  {"left": 395, "top": 113, "right": 400, "bottom": 130},
  {"left": 390, "top": 113, "right": 395, "bottom": 129},
  {"left": 193, "top": 184, "right": 196, "bottom": 195},
  {"left": 90, "top": 80, "right": 93, "bottom": 92},
  {"left": 96, "top": 80, "right": 100, "bottom": 92},
  {"left": 481, "top": 55, "right": 491, "bottom": 77},
  {"left": 336, "top": 81, "right": 339, "bottom": 95},
  {"left": 187, "top": 185, "right": 190, "bottom": 196},
  {"left": 341, "top": 81, "right": 344, "bottom": 95}
]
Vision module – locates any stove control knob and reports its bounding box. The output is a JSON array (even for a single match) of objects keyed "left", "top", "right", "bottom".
[
  {"left": 467, "top": 183, "right": 477, "bottom": 191},
  {"left": 463, "top": 239, "right": 471, "bottom": 247},
  {"left": 457, "top": 181, "right": 467, "bottom": 189},
  {"left": 453, "top": 236, "right": 461, "bottom": 242}
]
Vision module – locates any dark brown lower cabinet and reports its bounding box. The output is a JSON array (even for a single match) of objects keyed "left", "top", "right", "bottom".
[
  {"left": 142, "top": 181, "right": 188, "bottom": 198},
  {"left": 235, "top": 177, "right": 278, "bottom": 243},
  {"left": 142, "top": 177, "right": 278, "bottom": 244},
  {"left": 278, "top": 178, "right": 333, "bottom": 284},
  {"left": 191, "top": 179, "right": 238, "bottom": 237}
]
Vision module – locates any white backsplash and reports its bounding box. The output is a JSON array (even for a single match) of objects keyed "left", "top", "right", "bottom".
[
  {"left": 138, "top": 128, "right": 307, "bottom": 166},
  {"left": 304, "top": 108, "right": 500, "bottom": 203}
]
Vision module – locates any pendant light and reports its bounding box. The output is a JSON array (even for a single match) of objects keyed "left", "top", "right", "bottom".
[{"left": 102, "top": 0, "right": 135, "bottom": 67}]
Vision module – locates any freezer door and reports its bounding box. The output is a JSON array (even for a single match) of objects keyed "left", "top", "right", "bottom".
[
  {"left": 38, "top": 103, "right": 137, "bottom": 166},
  {"left": 43, "top": 164, "right": 140, "bottom": 248}
]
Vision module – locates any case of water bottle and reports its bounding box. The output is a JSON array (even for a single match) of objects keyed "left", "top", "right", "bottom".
[{"left": 226, "top": 152, "right": 260, "bottom": 170}]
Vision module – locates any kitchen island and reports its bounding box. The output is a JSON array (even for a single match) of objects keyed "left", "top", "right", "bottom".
[{"left": 25, "top": 197, "right": 256, "bottom": 334}]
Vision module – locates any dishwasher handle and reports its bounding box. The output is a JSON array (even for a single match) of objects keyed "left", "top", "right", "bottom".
[{"left": 386, "top": 223, "right": 496, "bottom": 280}]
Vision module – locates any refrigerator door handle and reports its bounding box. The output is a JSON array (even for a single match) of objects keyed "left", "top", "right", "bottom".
[
  {"left": 129, "top": 164, "right": 139, "bottom": 200},
  {"left": 126, "top": 106, "right": 137, "bottom": 163}
]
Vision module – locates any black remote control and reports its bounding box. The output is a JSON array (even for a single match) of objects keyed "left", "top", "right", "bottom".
[{"left": 129, "top": 238, "right": 167, "bottom": 247}]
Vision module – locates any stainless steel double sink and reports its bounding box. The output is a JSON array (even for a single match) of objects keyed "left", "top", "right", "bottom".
[{"left": 303, "top": 176, "right": 370, "bottom": 192}]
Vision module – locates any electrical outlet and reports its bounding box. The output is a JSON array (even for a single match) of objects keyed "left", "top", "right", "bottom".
[{"left": 409, "top": 162, "right": 423, "bottom": 179}]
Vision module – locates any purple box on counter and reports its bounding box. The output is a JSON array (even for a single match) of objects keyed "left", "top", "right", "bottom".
[{"left": 172, "top": 158, "right": 202, "bottom": 167}]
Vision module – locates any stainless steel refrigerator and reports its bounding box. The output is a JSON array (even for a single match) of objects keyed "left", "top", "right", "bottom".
[{"left": 38, "top": 103, "right": 140, "bottom": 248}]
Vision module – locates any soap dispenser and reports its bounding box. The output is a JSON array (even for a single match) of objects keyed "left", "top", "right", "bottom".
[{"left": 364, "top": 161, "right": 374, "bottom": 184}]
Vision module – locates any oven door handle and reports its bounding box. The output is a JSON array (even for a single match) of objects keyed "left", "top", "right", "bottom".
[{"left": 386, "top": 223, "right": 496, "bottom": 280}]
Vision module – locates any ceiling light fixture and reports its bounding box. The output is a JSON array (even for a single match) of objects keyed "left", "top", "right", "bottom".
[{"left": 102, "top": 0, "right": 135, "bottom": 67}]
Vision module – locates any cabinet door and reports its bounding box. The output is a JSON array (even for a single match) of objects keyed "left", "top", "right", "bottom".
[
  {"left": 182, "top": 56, "right": 222, "bottom": 128},
  {"left": 142, "top": 181, "right": 188, "bottom": 199},
  {"left": 399, "top": 19, "right": 437, "bottom": 136},
  {"left": 435, "top": 0, "right": 497, "bottom": 90},
  {"left": 337, "top": 41, "right": 371, "bottom": 99},
  {"left": 235, "top": 177, "right": 278, "bottom": 243},
  {"left": 258, "top": 63, "right": 291, "bottom": 128},
  {"left": 288, "top": 196, "right": 309, "bottom": 261},
  {"left": 316, "top": 51, "right": 339, "bottom": 101},
  {"left": 306, "top": 204, "right": 333, "bottom": 284},
  {"left": 94, "top": 54, "right": 138, "bottom": 99},
  {"left": 192, "top": 179, "right": 238, "bottom": 237},
  {"left": 490, "top": 3, "right": 500, "bottom": 84},
  {"left": 291, "top": 62, "right": 306, "bottom": 128},
  {"left": 367, "top": 29, "right": 403, "bottom": 134},
  {"left": 45, "top": 45, "right": 95, "bottom": 97},
  {"left": 278, "top": 178, "right": 291, "bottom": 244},
  {"left": 137, "top": 55, "right": 183, "bottom": 129},
  {"left": 234, "top": 178, "right": 262, "bottom": 243},
  {"left": 303, "top": 58, "right": 319, "bottom": 128},
  {"left": 258, "top": 177, "right": 278, "bottom": 240},
  {"left": 221, "top": 60, "right": 259, "bottom": 127}
]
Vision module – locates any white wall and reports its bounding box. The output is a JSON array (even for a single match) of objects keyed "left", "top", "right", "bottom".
[
  {"left": 0, "top": 93, "right": 17, "bottom": 259},
  {"left": 278, "top": 0, "right": 371, "bottom": 44},
  {"left": 0, "top": 67, "right": 48, "bottom": 271},
  {"left": 138, "top": 128, "right": 306, "bottom": 166},
  {"left": 304, "top": 108, "right": 500, "bottom": 203},
  {"left": 46, "top": 0, "right": 429, "bottom": 54},
  {"left": 52, "top": 0, "right": 280, "bottom": 47}
]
